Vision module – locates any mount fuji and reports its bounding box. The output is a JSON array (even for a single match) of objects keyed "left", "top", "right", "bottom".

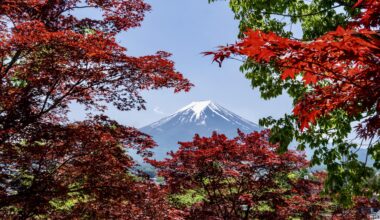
[
  {"left": 137, "top": 101, "right": 373, "bottom": 170},
  {"left": 140, "top": 101, "right": 260, "bottom": 159}
]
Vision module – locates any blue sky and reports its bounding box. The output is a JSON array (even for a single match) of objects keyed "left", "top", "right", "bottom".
[{"left": 69, "top": 0, "right": 293, "bottom": 128}]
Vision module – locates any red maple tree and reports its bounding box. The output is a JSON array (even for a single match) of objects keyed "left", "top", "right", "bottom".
[
  {"left": 151, "top": 130, "right": 332, "bottom": 219},
  {"left": 0, "top": 0, "right": 191, "bottom": 218},
  {"left": 152, "top": 131, "right": 379, "bottom": 219}
]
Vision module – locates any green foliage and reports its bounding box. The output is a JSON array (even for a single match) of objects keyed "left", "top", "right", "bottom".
[
  {"left": 49, "top": 198, "right": 80, "bottom": 212},
  {"left": 210, "top": 0, "right": 359, "bottom": 40},
  {"left": 10, "top": 76, "right": 27, "bottom": 88},
  {"left": 169, "top": 189, "right": 205, "bottom": 208},
  {"left": 209, "top": 0, "right": 377, "bottom": 205}
]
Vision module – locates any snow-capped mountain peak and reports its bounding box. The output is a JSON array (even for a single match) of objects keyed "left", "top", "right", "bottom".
[
  {"left": 139, "top": 101, "right": 261, "bottom": 159},
  {"left": 145, "top": 100, "right": 260, "bottom": 129},
  {"left": 177, "top": 100, "right": 212, "bottom": 113},
  {"left": 176, "top": 100, "right": 219, "bottom": 120}
]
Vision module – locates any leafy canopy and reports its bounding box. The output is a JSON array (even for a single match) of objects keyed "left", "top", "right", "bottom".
[
  {"left": 207, "top": 0, "right": 380, "bottom": 204},
  {"left": 0, "top": 0, "right": 191, "bottom": 218},
  {"left": 152, "top": 131, "right": 378, "bottom": 219}
]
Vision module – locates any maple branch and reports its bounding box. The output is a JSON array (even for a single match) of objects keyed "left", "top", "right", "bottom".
[
  {"left": 60, "top": 5, "right": 98, "bottom": 14},
  {"left": 0, "top": 57, "right": 4, "bottom": 73},
  {"left": 307, "top": 61, "right": 366, "bottom": 89},
  {"left": 229, "top": 57, "right": 245, "bottom": 63},
  {"left": 334, "top": 0, "right": 356, "bottom": 8},
  {"left": 281, "top": 59, "right": 366, "bottom": 90},
  {"left": 262, "top": 4, "right": 344, "bottom": 18},
  {"left": 352, "top": 138, "right": 365, "bottom": 154},
  {"left": 201, "top": 178, "right": 225, "bottom": 216},
  {"left": 40, "top": 77, "right": 61, "bottom": 114},
  {"left": 3, "top": 50, "right": 22, "bottom": 75},
  {"left": 38, "top": 76, "right": 86, "bottom": 117},
  {"left": 364, "top": 135, "right": 375, "bottom": 166},
  {"left": 48, "top": 153, "right": 90, "bottom": 177}
]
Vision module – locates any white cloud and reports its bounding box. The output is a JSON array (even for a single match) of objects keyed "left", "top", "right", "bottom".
[{"left": 153, "top": 107, "right": 164, "bottom": 115}]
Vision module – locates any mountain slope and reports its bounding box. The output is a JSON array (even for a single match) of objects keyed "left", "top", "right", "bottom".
[{"left": 140, "top": 101, "right": 260, "bottom": 159}]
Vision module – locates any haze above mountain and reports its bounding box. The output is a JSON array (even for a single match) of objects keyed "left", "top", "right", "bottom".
[{"left": 140, "top": 100, "right": 260, "bottom": 159}]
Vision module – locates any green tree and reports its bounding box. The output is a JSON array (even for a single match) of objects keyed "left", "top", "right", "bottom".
[{"left": 208, "top": 0, "right": 379, "bottom": 205}]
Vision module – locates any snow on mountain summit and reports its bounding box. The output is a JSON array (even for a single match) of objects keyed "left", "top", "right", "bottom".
[
  {"left": 174, "top": 100, "right": 227, "bottom": 122},
  {"left": 140, "top": 101, "right": 261, "bottom": 159},
  {"left": 176, "top": 100, "right": 214, "bottom": 115}
]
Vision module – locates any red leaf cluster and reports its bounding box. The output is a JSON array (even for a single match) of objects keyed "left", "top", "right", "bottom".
[
  {"left": 206, "top": 1, "right": 379, "bottom": 135},
  {"left": 353, "top": 0, "right": 380, "bottom": 28},
  {"left": 151, "top": 130, "right": 333, "bottom": 219}
]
